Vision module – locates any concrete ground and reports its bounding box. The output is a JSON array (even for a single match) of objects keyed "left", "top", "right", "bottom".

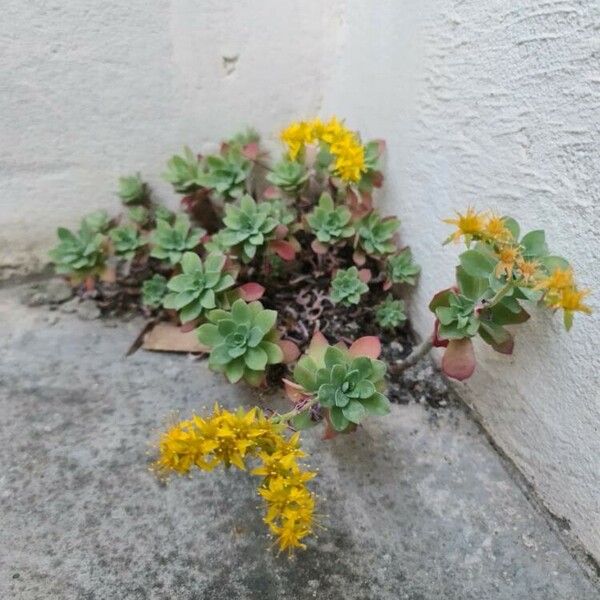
[{"left": 0, "top": 284, "right": 598, "bottom": 600}]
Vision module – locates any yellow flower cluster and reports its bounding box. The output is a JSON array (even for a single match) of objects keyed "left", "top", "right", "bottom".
[
  {"left": 279, "top": 117, "right": 367, "bottom": 183},
  {"left": 153, "top": 405, "right": 316, "bottom": 553},
  {"left": 535, "top": 267, "right": 592, "bottom": 318},
  {"left": 443, "top": 207, "right": 513, "bottom": 245}
]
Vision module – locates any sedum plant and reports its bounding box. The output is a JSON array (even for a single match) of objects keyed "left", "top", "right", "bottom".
[
  {"left": 142, "top": 274, "right": 168, "bottom": 308},
  {"left": 196, "top": 148, "right": 252, "bottom": 200},
  {"left": 266, "top": 160, "right": 309, "bottom": 193},
  {"left": 306, "top": 193, "right": 354, "bottom": 246},
  {"left": 109, "top": 226, "right": 145, "bottom": 260},
  {"left": 330, "top": 267, "right": 369, "bottom": 306},
  {"left": 49, "top": 221, "right": 106, "bottom": 281},
  {"left": 430, "top": 208, "right": 592, "bottom": 380},
  {"left": 162, "top": 252, "right": 235, "bottom": 323},
  {"left": 163, "top": 147, "right": 202, "bottom": 193},
  {"left": 284, "top": 332, "right": 390, "bottom": 434},
  {"left": 197, "top": 298, "right": 284, "bottom": 386},
  {"left": 153, "top": 404, "right": 316, "bottom": 553},
  {"left": 375, "top": 295, "right": 407, "bottom": 329},
  {"left": 385, "top": 248, "right": 421, "bottom": 287},
  {"left": 219, "top": 195, "right": 278, "bottom": 263},
  {"left": 82, "top": 210, "right": 110, "bottom": 234},
  {"left": 128, "top": 206, "right": 150, "bottom": 226},
  {"left": 117, "top": 173, "right": 147, "bottom": 205},
  {"left": 356, "top": 211, "right": 399, "bottom": 257},
  {"left": 150, "top": 215, "right": 205, "bottom": 265}
]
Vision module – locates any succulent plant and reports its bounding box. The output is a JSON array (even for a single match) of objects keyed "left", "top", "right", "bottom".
[
  {"left": 266, "top": 160, "right": 309, "bottom": 193},
  {"left": 196, "top": 148, "right": 252, "bottom": 200},
  {"left": 197, "top": 299, "right": 284, "bottom": 386},
  {"left": 356, "top": 211, "right": 399, "bottom": 256},
  {"left": 82, "top": 210, "right": 110, "bottom": 234},
  {"left": 435, "top": 292, "right": 479, "bottom": 339},
  {"left": 149, "top": 215, "right": 204, "bottom": 265},
  {"left": 128, "top": 206, "right": 150, "bottom": 226},
  {"left": 142, "top": 274, "right": 168, "bottom": 308},
  {"left": 109, "top": 226, "right": 145, "bottom": 260},
  {"left": 306, "top": 193, "right": 354, "bottom": 245},
  {"left": 163, "top": 147, "right": 202, "bottom": 194},
  {"left": 287, "top": 332, "right": 390, "bottom": 433},
  {"left": 162, "top": 252, "right": 235, "bottom": 323},
  {"left": 375, "top": 295, "right": 407, "bottom": 329},
  {"left": 386, "top": 248, "right": 421, "bottom": 286},
  {"left": 330, "top": 267, "right": 369, "bottom": 306},
  {"left": 264, "top": 199, "right": 296, "bottom": 226},
  {"left": 228, "top": 128, "right": 260, "bottom": 150},
  {"left": 154, "top": 205, "right": 175, "bottom": 224},
  {"left": 219, "top": 195, "right": 279, "bottom": 263},
  {"left": 117, "top": 173, "right": 147, "bottom": 205},
  {"left": 49, "top": 222, "right": 106, "bottom": 279}
]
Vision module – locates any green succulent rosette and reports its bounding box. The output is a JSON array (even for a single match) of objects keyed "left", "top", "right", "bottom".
[
  {"left": 163, "top": 252, "right": 235, "bottom": 323},
  {"left": 142, "top": 274, "right": 168, "bottom": 308},
  {"left": 375, "top": 295, "right": 407, "bottom": 329},
  {"left": 197, "top": 298, "right": 284, "bottom": 386},
  {"left": 117, "top": 173, "right": 147, "bottom": 205},
  {"left": 196, "top": 148, "right": 252, "bottom": 200},
  {"left": 356, "top": 211, "right": 399, "bottom": 257},
  {"left": 149, "top": 215, "right": 205, "bottom": 265},
  {"left": 163, "top": 147, "right": 202, "bottom": 194},
  {"left": 109, "top": 226, "right": 145, "bottom": 260},
  {"left": 330, "top": 266, "right": 369, "bottom": 306},
  {"left": 287, "top": 332, "right": 390, "bottom": 433},
  {"left": 49, "top": 221, "right": 106, "bottom": 280},
  {"left": 219, "top": 195, "right": 279, "bottom": 263},
  {"left": 266, "top": 160, "right": 309, "bottom": 193},
  {"left": 306, "top": 193, "right": 354, "bottom": 245},
  {"left": 386, "top": 248, "right": 420, "bottom": 286}
]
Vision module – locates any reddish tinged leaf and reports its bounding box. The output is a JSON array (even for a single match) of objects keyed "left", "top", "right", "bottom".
[
  {"left": 200, "top": 232, "right": 212, "bottom": 244},
  {"left": 352, "top": 250, "right": 366, "bottom": 266},
  {"left": 428, "top": 286, "right": 459, "bottom": 312},
  {"left": 237, "top": 282, "right": 265, "bottom": 301},
  {"left": 375, "top": 139, "right": 386, "bottom": 156},
  {"left": 279, "top": 340, "right": 300, "bottom": 364},
  {"left": 432, "top": 319, "right": 449, "bottom": 348},
  {"left": 372, "top": 171, "right": 384, "bottom": 188},
  {"left": 274, "top": 224, "right": 289, "bottom": 240},
  {"left": 282, "top": 378, "right": 308, "bottom": 403},
  {"left": 242, "top": 142, "right": 260, "bottom": 160},
  {"left": 383, "top": 279, "right": 393, "bottom": 291},
  {"left": 334, "top": 341, "right": 348, "bottom": 351},
  {"left": 263, "top": 186, "right": 281, "bottom": 200},
  {"left": 348, "top": 336, "right": 381, "bottom": 359},
  {"left": 311, "top": 239, "right": 328, "bottom": 255},
  {"left": 179, "top": 319, "right": 199, "bottom": 333},
  {"left": 493, "top": 336, "right": 514, "bottom": 355},
  {"left": 442, "top": 339, "right": 476, "bottom": 381},
  {"left": 181, "top": 195, "right": 195, "bottom": 211},
  {"left": 358, "top": 268, "right": 372, "bottom": 284},
  {"left": 270, "top": 240, "right": 296, "bottom": 261},
  {"left": 322, "top": 413, "right": 338, "bottom": 440}
]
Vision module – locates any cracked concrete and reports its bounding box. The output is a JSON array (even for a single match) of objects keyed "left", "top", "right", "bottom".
[{"left": 0, "top": 285, "right": 598, "bottom": 599}]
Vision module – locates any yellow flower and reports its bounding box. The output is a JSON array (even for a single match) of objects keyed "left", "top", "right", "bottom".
[
  {"left": 280, "top": 121, "right": 313, "bottom": 160},
  {"left": 153, "top": 405, "right": 316, "bottom": 554},
  {"left": 534, "top": 267, "right": 574, "bottom": 292},
  {"left": 495, "top": 245, "right": 520, "bottom": 278},
  {"left": 332, "top": 136, "right": 366, "bottom": 183},
  {"left": 516, "top": 258, "right": 540, "bottom": 284},
  {"left": 443, "top": 207, "right": 486, "bottom": 244},
  {"left": 484, "top": 214, "right": 512, "bottom": 243},
  {"left": 550, "top": 287, "right": 592, "bottom": 314}
]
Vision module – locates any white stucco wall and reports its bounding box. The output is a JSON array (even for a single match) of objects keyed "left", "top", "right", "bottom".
[
  {"left": 321, "top": 0, "right": 600, "bottom": 562},
  {"left": 0, "top": 0, "right": 339, "bottom": 277},
  {"left": 2, "top": 0, "right": 599, "bottom": 564}
]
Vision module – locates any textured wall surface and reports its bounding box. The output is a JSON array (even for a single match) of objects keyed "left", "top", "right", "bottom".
[
  {"left": 0, "top": 0, "right": 339, "bottom": 277},
  {"left": 322, "top": 0, "right": 600, "bottom": 561}
]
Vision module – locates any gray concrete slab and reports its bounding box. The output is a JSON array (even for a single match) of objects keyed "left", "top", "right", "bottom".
[{"left": 0, "top": 287, "right": 597, "bottom": 600}]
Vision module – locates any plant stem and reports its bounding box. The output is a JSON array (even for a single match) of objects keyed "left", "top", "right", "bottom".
[
  {"left": 483, "top": 281, "right": 513, "bottom": 310},
  {"left": 271, "top": 397, "right": 318, "bottom": 425},
  {"left": 388, "top": 336, "right": 434, "bottom": 375}
]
